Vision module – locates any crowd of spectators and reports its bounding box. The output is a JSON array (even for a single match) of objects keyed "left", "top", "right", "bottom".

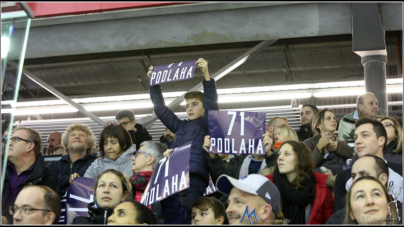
[{"left": 1, "top": 58, "right": 402, "bottom": 225}]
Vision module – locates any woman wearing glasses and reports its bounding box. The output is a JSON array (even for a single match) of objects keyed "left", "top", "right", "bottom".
[
  {"left": 380, "top": 117, "right": 402, "bottom": 165},
  {"left": 131, "top": 141, "right": 167, "bottom": 224},
  {"left": 84, "top": 123, "right": 136, "bottom": 180},
  {"left": 73, "top": 169, "right": 132, "bottom": 224}
]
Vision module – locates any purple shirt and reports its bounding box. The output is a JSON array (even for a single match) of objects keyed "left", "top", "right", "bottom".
[{"left": 6, "top": 162, "right": 35, "bottom": 208}]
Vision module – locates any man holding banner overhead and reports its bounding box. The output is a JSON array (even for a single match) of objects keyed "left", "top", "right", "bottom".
[{"left": 147, "top": 58, "right": 218, "bottom": 222}]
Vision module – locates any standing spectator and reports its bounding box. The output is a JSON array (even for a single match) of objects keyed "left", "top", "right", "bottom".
[
  {"left": 338, "top": 92, "right": 384, "bottom": 141},
  {"left": 160, "top": 127, "right": 175, "bottom": 148},
  {"left": 303, "top": 109, "right": 353, "bottom": 175},
  {"left": 11, "top": 185, "right": 61, "bottom": 225},
  {"left": 84, "top": 122, "right": 136, "bottom": 180},
  {"left": 297, "top": 104, "right": 318, "bottom": 142},
  {"left": 265, "top": 141, "right": 334, "bottom": 224},
  {"left": 107, "top": 201, "right": 157, "bottom": 225},
  {"left": 47, "top": 123, "right": 97, "bottom": 197},
  {"left": 216, "top": 174, "right": 285, "bottom": 225},
  {"left": 343, "top": 176, "right": 398, "bottom": 224},
  {"left": 115, "top": 109, "right": 152, "bottom": 150},
  {"left": 147, "top": 58, "right": 218, "bottom": 222},
  {"left": 131, "top": 141, "right": 166, "bottom": 223},
  {"left": 1, "top": 127, "right": 59, "bottom": 224},
  {"left": 47, "top": 132, "right": 65, "bottom": 155},
  {"left": 380, "top": 117, "right": 402, "bottom": 165},
  {"left": 72, "top": 169, "right": 132, "bottom": 224}
]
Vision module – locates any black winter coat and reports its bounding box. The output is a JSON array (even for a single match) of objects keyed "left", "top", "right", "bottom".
[
  {"left": 72, "top": 202, "right": 113, "bottom": 224},
  {"left": 159, "top": 135, "right": 172, "bottom": 148},
  {"left": 150, "top": 79, "right": 218, "bottom": 184},
  {"left": 297, "top": 125, "right": 313, "bottom": 142},
  {"left": 2, "top": 154, "right": 60, "bottom": 224},
  {"left": 133, "top": 123, "right": 153, "bottom": 150},
  {"left": 47, "top": 154, "right": 96, "bottom": 197}
]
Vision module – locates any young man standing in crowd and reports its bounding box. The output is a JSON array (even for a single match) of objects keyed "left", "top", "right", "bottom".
[
  {"left": 297, "top": 104, "right": 318, "bottom": 141},
  {"left": 338, "top": 92, "right": 384, "bottom": 141},
  {"left": 11, "top": 185, "right": 61, "bottom": 225},
  {"left": 334, "top": 118, "right": 403, "bottom": 211},
  {"left": 115, "top": 109, "right": 153, "bottom": 150},
  {"left": 47, "top": 123, "right": 97, "bottom": 197},
  {"left": 1, "top": 127, "right": 59, "bottom": 224},
  {"left": 148, "top": 58, "right": 218, "bottom": 223}
]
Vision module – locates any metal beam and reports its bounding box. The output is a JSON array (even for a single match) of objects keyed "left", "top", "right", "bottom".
[
  {"left": 141, "top": 39, "right": 278, "bottom": 128},
  {"left": 7, "top": 61, "right": 105, "bottom": 126}
]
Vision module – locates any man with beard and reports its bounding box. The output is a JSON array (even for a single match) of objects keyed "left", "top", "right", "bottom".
[
  {"left": 46, "top": 132, "right": 65, "bottom": 155},
  {"left": 47, "top": 123, "right": 97, "bottom": 196},
  {"left": 338, "top": 92, "right": 384, "bottom": 141},
  {"left": 159, "top": 127, "right": 175, "bottom": 148},
  {"left": 297, "top": 104, "right": 318, "bottom": 142}
]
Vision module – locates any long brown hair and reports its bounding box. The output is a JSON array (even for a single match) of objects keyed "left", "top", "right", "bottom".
[
  {"left": 380, "top": 116, "right": 403, "bottom": 154},
  {"left": 279, "top": 141, "right": 314, "bottom": 189},
  {"left": 311, "top": 108, "right": 334, "bottom": 136},
  {"left": 343, "top": 176, "right": 398, "bottom": 224}
]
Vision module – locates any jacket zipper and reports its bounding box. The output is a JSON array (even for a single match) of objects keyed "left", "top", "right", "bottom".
[
  {"left": 104, "top": 210, "right": 107, "bottom": 224},
  {"left": 69, "top": 162, "right": 73, "bottom": 176}
]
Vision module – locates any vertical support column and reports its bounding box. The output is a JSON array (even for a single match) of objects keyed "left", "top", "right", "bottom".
[
  {"left": 352, "top": 3, "right": 388, "bottom": 116},
  {"left": 362, "top": 55, "right": 388, "bottom": 115}
]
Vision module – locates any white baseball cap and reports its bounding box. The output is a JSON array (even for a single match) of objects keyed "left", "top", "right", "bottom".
[{"left": 216, "top": 174, "right": 280, "bottom": 215}]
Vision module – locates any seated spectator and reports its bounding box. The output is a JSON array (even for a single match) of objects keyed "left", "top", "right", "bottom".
[
  {"left": 343, "top": 176, "right": 398, "bottom": 224},
  {"left": 191, "top": 197, "right": 226, "bottom": 225},
  {"left": 115, "top": 109, "right": 152, "bottom": 150},
  {"left": 334, "top": 118, "right": 403, "bottom": 211},
  {"left": 203, "top": 135, "right": 279, "bottom": 204},
  {"left": 327, "top": 154, "right": 402, "bottom": 224},
  {"left": 273, "top": 125, "right": 298, "bottom": 149},
  {"left": 131, "top": 141, "right": 166, "bottom": 223},
  {"left": 216, "top": 174, "right": 285, "bottom": 225},
  {"left": 160, "top": 127, "right": 175, "bottom": 148},
  {"left": 10, "top": 185, "right": 61, "bottom": 225},
  {"left": 266, "top": 117, "right": 289, "bottom": 135},
  {"left": 338, "top": 92, "right": 384, "bottom": 141},
  {"left": 84, "top": 122, "right": 135, "bottom": 179},
  {"left": 107, "top": 201, "right": 157, "bottom": 225},
  {"left": 303, "top": 109, "right": 353, "bottom": 190},
  {"left": 380, "top": 117, "right": 402, "bottom": 165},
  {"left": 47, "top": 123, "right": 97, "bottom": 197},
  {"left": 2, "top": 127, "right": 59, "bottom": 224},
  {"left": 297, "top": 104, "right": 318, "bottom": 142},
  {"left": 47, "top": 132, "right": 65, "bottom": 155},
  {"left": 265, "top": 141, "right": 334, "bottom": 224},
  {"left": 72, "top": 169, "right": 132, "bottom": 224}
]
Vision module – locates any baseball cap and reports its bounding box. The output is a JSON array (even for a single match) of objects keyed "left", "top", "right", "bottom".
[{"left": 216, "top": 174, "right": 280, "bottom": 216}]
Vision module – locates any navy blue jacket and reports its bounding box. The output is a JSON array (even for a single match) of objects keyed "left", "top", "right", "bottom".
[
  {"left": 150, "top": 79, "right": 218, "bottom": 184},
  {"left": 47, "top": 154, "right": 96, "bottom": 197}
]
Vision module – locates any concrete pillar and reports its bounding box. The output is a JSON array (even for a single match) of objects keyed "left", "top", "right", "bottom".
[
  {"left": 362, "top": 55, "right": 388, "bottom": 116},
  {"left": 352, "top": 3, "right": 388, "bottom": 116}
]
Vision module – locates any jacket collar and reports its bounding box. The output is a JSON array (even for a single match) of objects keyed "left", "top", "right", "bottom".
[
  {"left": 87, "top": 202, "right": 114, "bottom": 224},
  {"left": 312, "top": 171, "right": 328, "bottom": 188}
]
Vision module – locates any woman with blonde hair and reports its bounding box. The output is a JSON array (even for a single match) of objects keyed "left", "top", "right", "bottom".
[
  {"left": 344, "top": 176, "right": 398, "bottom": 224},
  {"left": 380, "top": 117, "right": 402, "bottom": 164}
]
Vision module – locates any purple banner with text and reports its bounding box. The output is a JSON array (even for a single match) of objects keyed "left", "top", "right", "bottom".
[
  {"left": 203, "top": 175, "right": 218, "bottom": 196},
  {"left": 208, "top": 110, "right": 266, "bottom": 155},
  {"left": 65, "top": 177, "right": 96, "bottom": 224},
  {"left": 141, "top": 141, "right": 191, "bottom": 206},
  {"left": 149, "top": 60, "right": 198, "bottom": 86}
]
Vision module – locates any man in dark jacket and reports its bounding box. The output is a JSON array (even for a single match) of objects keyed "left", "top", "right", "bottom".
[
  {"left": 148, "top": 58, "right": 218, "bottom": 223},
  {"left": 115, "top": 109, "right": 153, "bottom": 150},
  {"left": 1, "top": 127, "right": 60, "bottom": 224},
  {"left": 47, "top": 123, "right": 97, "bottom": 197},
  {"left": 297, "top": 104, "right": 318, "bottom": 142},
  {"left": 159, "top": 127, "right": 175, "bottom": 148},
  {"left": 328, "top": 154, "right": 402, "bottom": 224}
]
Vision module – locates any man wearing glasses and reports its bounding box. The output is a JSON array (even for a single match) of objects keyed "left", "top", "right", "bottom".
[
  {"left": 115, "top": 109, "right": 152, "bottom": 150},
  {"left": 10, "top": 185, "right": 61, "bottom": 225},
  {"left": 1, "top": 127, "right": 59, "bottom": 224}
]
